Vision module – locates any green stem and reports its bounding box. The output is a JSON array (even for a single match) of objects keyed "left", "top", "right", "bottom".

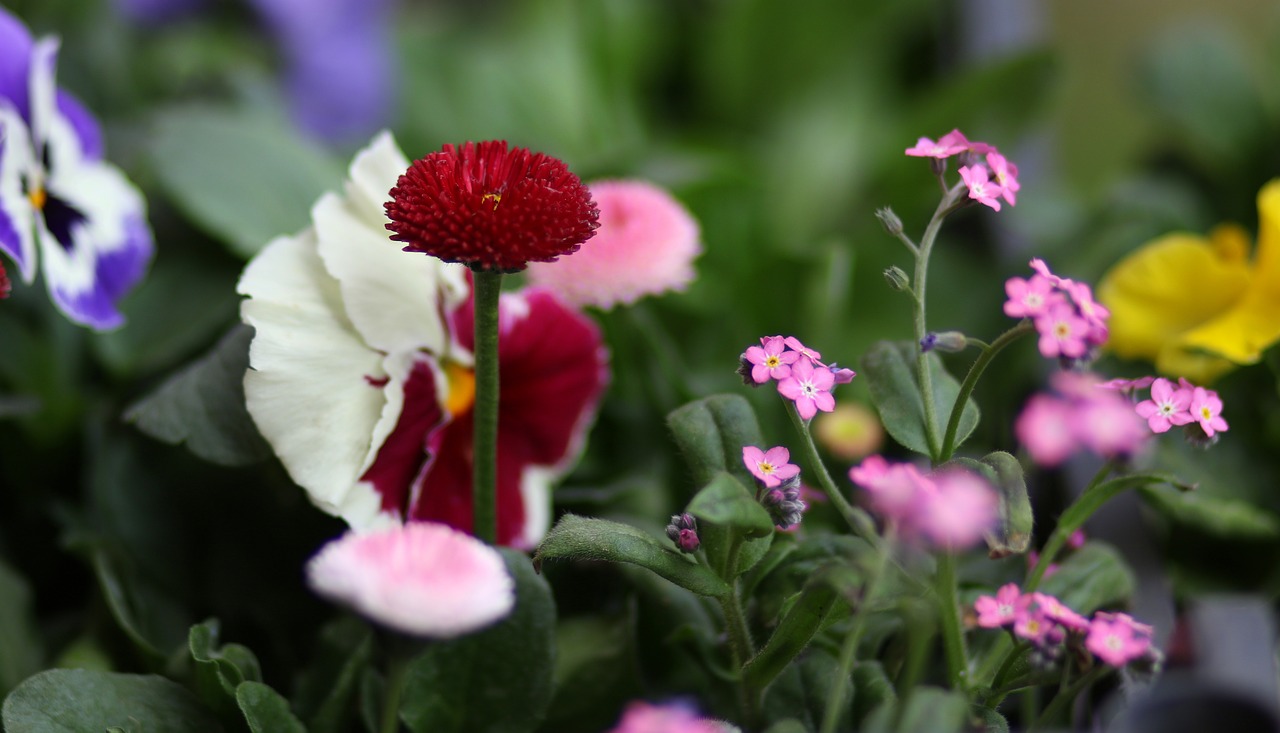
[
  {"left": 935, "top": 551, "right": 968, "bottom": 691},
  {"left": 938, "top": 320, "right": 1034, "bottom": 462},
  {"left": 379, "top": 644, "right": 414, "bottom": 733},
  {"left": 1029, "top": 666, "right": 1108, "bottom": 732},
  {"left": 784, "top": 401, "right": 878, "bottom": 542},
  {"left": 471, "top": 269, "right": 503, "bottom": 544},
  {"left": 911, "top": 184, "right": 966, "bottom": 463},
  {"left": 718, "top": 568, "right": 760, "bottom": 729},
  {"left": 820, "top": 542, "right": 888, "bottom": 733}
]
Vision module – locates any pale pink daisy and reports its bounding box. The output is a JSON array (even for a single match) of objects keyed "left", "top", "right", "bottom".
[
  {"left": 307, "top": 522, "right": 515, "bottom": 638},
  {"left": 986, "top": 152, "right": 1020, "bottom": 206},
  {"left": 1086, "top": 613, "right": 1153, "bottom": 667},
  {"left": 1015, "top": 394, "right": 1078, "bottom": 466},
  {"left": 777, "top": 359, "right": 836, "bottom": 420},
  {"left": 959, "top": 164, "right": 1004, "bottom": 211},
  {"left": 607, "top": 701, "right": 730, "bottom": 733},
  {"left": 904, "top": 130, "right": 969, "bottom": 159},
  {"left": 742, "top": 445, "right": 800, "bottom": 488},
  {"left": 974, "top": 583, "right": 1022, "bottom": 628},
  {"left": 1188, "top": 387, "right": 1228, "bottom": 437},
  {"left": 1034, "top": 302, "right": 1091, "bottom": 359},
  {"left": 523, "top": 180, "right": 701, "bottom": 309},
  {"left": 1135, "top": 378, "right": 1193, "bottom": 434},
  {"left": 742, "top": 335, "right": 798, "bottom": 384},
  {"left": 914, "top": 468, "right": 998, "bottom": 549},
  {"left": 1003, "top": 274, "right": 1060, "bottom": 318}
]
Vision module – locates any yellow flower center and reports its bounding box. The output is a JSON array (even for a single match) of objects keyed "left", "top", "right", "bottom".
[
  {"left": 482, "top": 192, "right": 502, "bottom": 210},
  {"left": 444, "top": 361, "right": 477, "bottom": 415},
  {"left": 1200, "top": 406, "right": 1212, "bottom": 420},
  {"left": 759, "top": 461, "right": 775, "bottom": 475},
  {"left": 28, "top": 187, "right": 46, "bottom": 210},
  {"left": 765, "top": 355, "right": 781, "bottom": 368}
]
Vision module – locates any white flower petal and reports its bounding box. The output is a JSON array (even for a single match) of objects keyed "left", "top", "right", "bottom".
[
  {"left": 313, "top": 133, "right": 468, "bottom": 356},
  {"left": 0, "top": 106, "right": 37, "bottom": 283},
  {"left": 239, "top": 230, "right": 388, "bottom": 517}
]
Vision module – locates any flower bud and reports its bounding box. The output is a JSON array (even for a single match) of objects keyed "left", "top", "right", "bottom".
[
  {"left": 883, "top": 266, "right": 910, "bottom": 292},
  {"left": 665, "top": 513, "right": 701, "bottom": 553},
  {"left": 760, "top": 478, "right": 807, "bottom": 530},
  {"left": 875, "top": 207, "right": 904, "bottom": 238},
  {"left": 829, "top": 365, "right": 857, "bottom": 384},
  {"left": 736, "top": 355, "right": 758, "bottom": 387},
  {"left": 921, "top": 331, "right": 968, "bottom": 354}
]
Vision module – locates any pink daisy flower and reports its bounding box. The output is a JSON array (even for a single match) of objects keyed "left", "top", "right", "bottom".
[
  {"left": 959, "top": 164, "right": 1004, "bottom": 212},
  {"left": 974, "top": 583, "right": 1023, "bottom": 628},
  {"left": 306, "top": 522, "right": 515, "bottom": 638},
  {"left": 986, "top": 152, "right": 1020, "bottom": 206},
  {"left": 1188, "top": 387, "right": 1229, "bottom": 437},
  {"left": 742, "top": 335, "right": 798, "bottom": 384},
  {"left": 1135, "top": 378, "right": 1193, "bottom": 434},
  {"left": 742, "top": 445, "right": 800, "bottom": 488},
  {"left": 1003, "top": 274, "right": 1060, "bottom": 319},
  {"left": 524, "top": 179, "right": 701, "bottom": 309},
  {"left": 777, "top": 359, "right": 836, "bottom": 421},
  {"left": 1086, "top": 613, "right": 1153, "bottom": 667}
]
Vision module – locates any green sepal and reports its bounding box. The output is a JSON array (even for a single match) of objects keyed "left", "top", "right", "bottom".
[{"left": 533, "top": 514, "right": 731, "bottom": 597}]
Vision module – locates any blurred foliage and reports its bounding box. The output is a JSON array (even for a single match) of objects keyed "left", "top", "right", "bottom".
[{"left": 2, "top": 0, "right": 1280, "bottom": 729}]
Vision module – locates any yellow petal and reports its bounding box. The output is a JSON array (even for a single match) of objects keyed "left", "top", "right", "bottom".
[
  {"left": 1097, "top": 233, "right": 1251, "bottom": 362},
  {"left": 1176, "top": 179, "right": 1280, "bottom": 368}
]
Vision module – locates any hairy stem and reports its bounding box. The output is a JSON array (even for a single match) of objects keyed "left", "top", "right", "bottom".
[{"left": 472, "top": 270, "right": 503, "bottom": 544}]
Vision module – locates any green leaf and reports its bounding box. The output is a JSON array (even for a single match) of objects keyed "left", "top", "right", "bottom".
[
  {"left": 124, "top": 325, "right": 271, "bottom": 467},
  {"left": 292, "top": 616, "right": 373, "bottom": 733},
  {"left": 148, "top": 106, "right": 343, "bottom": 258},
  {"left": 864, "top": 686, "right": 968, "bottom": 733},
  {"left": 851, "top": 662, "right": 895, "bottom": 726},
  {"left": 686, "top": 472, "right": 775, "bottom": 539},
  {"left": 0, "top": 558, "right": 41, "bottom": 697},
  {"left": 1138, "top": 484, "right": 1280, "bottom": 539},
  {"left": 763, "top": 721, "right": 810, "bottom": 733},
  {"left": 666, "top": 394, "right": 766, "bottom": 488},
  {"left": 400, "top": 549, "right": 555, "bottom": 733},
  {"left": 533, "top": 514, "right": 731, "bottom": 598},
  {"left": 860, "top": 340, "right": 978, "bottom": 458},
  {"left": 237, "top": 682, "right": 306, "bottom": 733},
  {"left": 188, "top": 620, "right": 264, "bottom": 718},
  {"left": 543, "top": 612, "right": 641, "bottom": 733},
  {"left": 974, "top": 705, "right": 1010, "bottom": 733},
  {"left": 762, "top": 651, "right": 848, "bottom": 732},
  {"left": 1039, "top": 541, "right": 1135, "bottom": 615},
  {"left": 954, "top": 452, "right": 1033, "bottom": 557},
  {"left": 1, "top": 669, "right": 223, "bottom": 732},
  {"left": 745, "top": 565, "right": 849, "bottom": 695}
]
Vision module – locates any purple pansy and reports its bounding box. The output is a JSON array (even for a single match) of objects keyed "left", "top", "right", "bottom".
[{"left": 0, "top": 8, "right": 152, "bottom": 330}]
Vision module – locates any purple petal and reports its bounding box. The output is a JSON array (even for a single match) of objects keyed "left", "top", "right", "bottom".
[
  {"left": 0, "top": 7, "right": 33, "bottom": 120},
  {"left": 95, "top": 213, "right": 152, "bottom": 301},
  {"left": 56, "top": 91, "right": 103, "bottom": 160},
  {"left": 279, "top": 28, "right": 395, "bottom": 143},
  {"left": 111, "top": 0, "right": 209, "bottom": 25}
]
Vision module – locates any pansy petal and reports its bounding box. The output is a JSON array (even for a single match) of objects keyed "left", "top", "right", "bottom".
[
  {"left": 240, "top": 231, "right": 391, "bottom": 522},
  {"left": 1098, "top": 233, "right": 1250, "bottom": 363},
  {"left": 1171, "top": 181, "right": 1280, "bottom": 374},
  {"left": 37, "top": 158, "right": 151, "bottom": 329},
  {"left": 0, "top": 107, "right": 37, "bottom": 282},
  {"left": 314, "top": 132, "right": 468, "bottom": 355},
  {"left": 55, "top": 90, "right": 103, "bottom": 161},
  {"left": 0, "top": 8, "right": 33, "bottom": 119}
]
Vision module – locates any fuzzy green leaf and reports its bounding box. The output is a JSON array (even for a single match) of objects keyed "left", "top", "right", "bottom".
[
  {"left": 860, "top": 340, "right": 978, "bottom": 458},
  {"left": 1, "top": 669, "right": 223, "bottom": 732},
  {"left": 666, "top": 394, "right": 766, "bottom": 488},
  {"left": 1039, "top": 541, "right": 1135, "bottom": 615},
  {"left": 686, "top": 472, "right": 775, "bottom": 539},
  {"left": 236, "top": 682, "right": 306, "bottom": 733}
]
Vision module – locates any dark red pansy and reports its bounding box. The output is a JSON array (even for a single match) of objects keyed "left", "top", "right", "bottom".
[{"left": 384, "top": 141, "right": 600, "bottom": 273}]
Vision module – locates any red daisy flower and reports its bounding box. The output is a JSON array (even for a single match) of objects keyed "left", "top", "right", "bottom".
[{"left": 384, "top": 140, "right": 600, "bottom": 273}]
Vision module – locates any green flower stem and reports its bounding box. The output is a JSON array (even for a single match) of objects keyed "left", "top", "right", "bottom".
[
  {"left": 717, "top": 547, "right": 760, "bottom": 730},
  {"left": 820, "top": 543, "right": 889, "bottom": 733},
  {"left": 784, "top": 401, "right": 878, "bottom": 542},
  {"left": 911, "top": 183, "right": 967, "bottom": 463},
  {"left": 1029, "top": 666, "right": 1108, "bottom": 732},
  {"left": 935, "top": 551, "right": 969, "bottom": 691},
  {"left": 938, "top": 320, "right": 1035, "bottom": 462},
  {"left": 379, "top": 643, "right": 415, "bottom": 733},
  {"left": 472, "top": 269, "right": 503, "bottom": 544}
]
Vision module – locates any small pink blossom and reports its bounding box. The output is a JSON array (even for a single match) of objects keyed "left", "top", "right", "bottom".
[
  {"left": 959, "top": 164, "right": 1004, "bottom": 211},
  {"left": 1003, "top": 275, "right": 1060, "bottom": 319},
  {"left": 1015, "top": 394, "right": 1078, "bottom": 466},
  {"left": 307, "top": 523, "right": 515, "bottom": 638},
  {"left": 743, "top": 336, "right": 799, "bottom": 384},
  {"left": 783, "top": 336, "right": 823, "bottom": 364},
  {"left": 915, "top": 468, "right": 998, "bottom": 549},
  {"left": 1097, "top": 376, "right": 1156, "bottom": 393},
  {"left": 905, "top": 130, "right": 969, "bottom": 159},
  {"left": 830, "top": 366, "right": 857, "bottom": 384},
  {"left": 1028, "top": 258, "right": 1064, "bottom": 286},
  {"left": 1188, "top": 386, "right": 1229, "bottom": 436},
  {"left": 608, "top": 702, "right": 728, "bottom": 733},
  {"left": 777, "top": 359, "right": 836, "bottom": 421},
  {"left": 986, "top": 152, "right": 1020, "bottom": 206},
  {"left": 974, "top": 583, "right": 1022, "bottom": 628},
  {"left": 742, "top": 445, "right": 800, "bottom": 488},
  {"left": 1067, "top": 529, "right": 1087, "bottom": 549},
  {"left": 848, "top": 455, "right": 931, "bottom": 522},
  {"left": 1077, "top": 394, "right": 1148, "bottom": 457},
  {"left": 1013, "top": 604, "right": 1052, "bottom": 643},
  {"left": 1086, "top": 614, "right": 1153, "bottom": 667},
  {"left": 1031, "top": 593, "right": 1090, "bottom": 634},
  {"left": 1135, "top": 378, "right": 1193, "bottom": 434},
  {"left": 1034, "top": 302, "right": 1091, "bottom": 359}
]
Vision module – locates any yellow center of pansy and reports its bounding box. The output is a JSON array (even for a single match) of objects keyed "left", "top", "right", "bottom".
[
  {"left": 28, "top": 187, "right": 46, "bottom": 210},
  {"left": 444, "top": 361, "right": 476, "bottom": 415}
]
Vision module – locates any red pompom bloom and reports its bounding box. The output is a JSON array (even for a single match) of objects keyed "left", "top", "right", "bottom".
[
  {"left": 0, "top": 260, "right": 9, "bottom": 299},
  {"left": 384, "top": 141, "right": 600, "bottom": 273}
]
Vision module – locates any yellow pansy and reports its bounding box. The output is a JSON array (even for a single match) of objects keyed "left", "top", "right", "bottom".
[{"left": 1098, "top": 179, "right": 1280, "bottom": 383}]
